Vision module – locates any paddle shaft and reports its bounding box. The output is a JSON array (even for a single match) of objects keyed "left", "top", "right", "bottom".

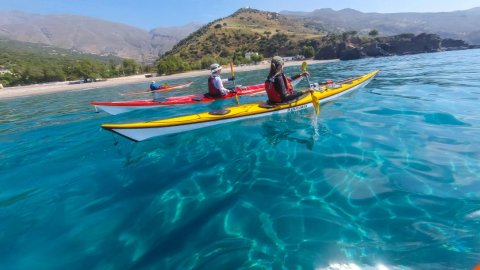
[
  {"left": 230, "top": 62, "right": 235, "bottom": 86},
  {"left": 230, "top": 62, "right": 239, "bottom": 104}
]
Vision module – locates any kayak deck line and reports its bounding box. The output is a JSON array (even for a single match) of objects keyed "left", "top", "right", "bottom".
[{"left": 101, "top": 70, "right": 379, "bottom": 141}]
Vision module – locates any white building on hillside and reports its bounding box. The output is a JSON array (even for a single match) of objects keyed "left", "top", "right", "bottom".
[{"left": 0, "top": 68, "right": 12, "bottom": 75}]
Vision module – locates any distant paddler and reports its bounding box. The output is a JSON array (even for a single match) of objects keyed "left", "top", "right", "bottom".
[
  {"left": 120, "top": 81, "right": 193, "bottom": 96},
  {"left": 149, "top": 80, "right": 164, "bottom": 101},
  {"left": 265, "top": 56, "right": 311, "bottom": 104},
  {"left": 206, "top": 63, "right": 236, "bottom": 98}
]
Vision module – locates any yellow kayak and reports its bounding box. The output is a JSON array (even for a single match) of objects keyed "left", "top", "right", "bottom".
[{"left": 102, "top": 70, "right": 379, "bottom": 141}]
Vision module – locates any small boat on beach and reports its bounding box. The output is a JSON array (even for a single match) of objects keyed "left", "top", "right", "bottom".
[{"left": 101, "top": 70, "right": 379, "bottom": 141}]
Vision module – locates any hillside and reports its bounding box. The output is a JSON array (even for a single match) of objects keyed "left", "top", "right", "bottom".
[
  {"left": 1, "top": 7, "right": 478, "bottom": 66},
  {"left": 0, "top": 38, "right": 131, "bottom": 86},
  {"left": 163, "top": 7, "right": 480, "bottom": 61},
  {"left": 281, "top": 7, "right": 480, "bottom": 45},
  {"left": 156, "top": 8, "right": 476, "bottom": 75},
  {"left": 0, "top": 38, "right": 123, "bottom": 62},
  {"left": 0, "top": 11, "right": 202, "bottom": 63},
  {"left": 165, "top": 8, "right": 324, "bottom": 60}
]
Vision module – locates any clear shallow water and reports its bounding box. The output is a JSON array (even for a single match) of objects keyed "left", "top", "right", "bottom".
[{"left": 1, "top": 49, "right": 480, "bottom": 270}]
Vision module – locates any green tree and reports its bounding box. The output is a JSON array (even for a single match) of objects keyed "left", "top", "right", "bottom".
[
  {"left": 156, "top": 56, "right": 192, "bottom": 75},
  {"left": 219, "top": 50, "right": 230, "bottom": 58},
  {"left": 21, "top": 65, "right": 44, "bottom": 84},
  {"left": 0, "top": 72, "right": 15, "bottom": 86},
  {"left": 199, "top": 56, "right": 219, "bottom": 69},
  {"left": 122, "top": 59, "right": 139, "bottom": 76},
  {"left": 250, "top": 53, "right": 264, "bottom": 63},
  {"left": 73, "top": 59, "right": 102, "bottom": 81},
  {"left": 342, "top": 31, "right": 358, "bottom": 41},
  {"left": 43, "top": 65, "right": 66, "bottom": 82},
  {"left": 302, "top": 46, "right": 315, "bottom": 58}
]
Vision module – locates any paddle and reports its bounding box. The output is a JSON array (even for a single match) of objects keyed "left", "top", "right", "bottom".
[
  {"left": 230, "top": 62, "right": 239, "bottom": 105},
  {"left": 301, "top": 62, "right": 320, "bottom": 114}
]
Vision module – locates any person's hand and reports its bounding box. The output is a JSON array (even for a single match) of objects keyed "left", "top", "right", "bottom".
[{"left": 228, "top": 76, "right": 235, "bottom": 81}]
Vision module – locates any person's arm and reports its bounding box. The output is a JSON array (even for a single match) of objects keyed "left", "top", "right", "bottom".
[
  {"left": 213, "top": 76, "right": 229, "bottom": 95},
  {"left": 288, "top": 74, "right": 300, "bottom": 81},
  {"left": 221, "top": 77, "right": 235, "bottom": 83},
  {"left": 288, "top": 72, "right": 307, "bottom": 81}
]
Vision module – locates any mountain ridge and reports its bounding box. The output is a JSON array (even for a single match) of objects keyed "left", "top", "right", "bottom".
[
  {"left": 165, "top": 8, "right": 323, "bottom": 60},
  {"left": 153, "top": 8, "right": 476, "bottom": 75},
  {"left": 0, "top": 7, "right": 479, "bottom": 65},
  {"left": 0, "top": 11, "right": 202, "bottom": 63},
  {"left": 280, "top": 7, "right": 480, "bottom": 44}
]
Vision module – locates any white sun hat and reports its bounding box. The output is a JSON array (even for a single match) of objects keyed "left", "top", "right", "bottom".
[{"left": 210, "top": 63, "right": 222, "bottom": 73}]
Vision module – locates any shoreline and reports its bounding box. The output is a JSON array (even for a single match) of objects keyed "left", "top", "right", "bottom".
[{"left": 0, "top": 59, "right": 336, "bottom": 100}]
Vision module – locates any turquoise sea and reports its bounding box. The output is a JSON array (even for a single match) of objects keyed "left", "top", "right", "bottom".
[{"left": 1, "top": 49, "right": 480, "bottom": 270}]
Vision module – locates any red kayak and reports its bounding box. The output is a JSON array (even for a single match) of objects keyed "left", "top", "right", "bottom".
[
  {"left": 91, "top": 76, "right": 304, "bottom": 115},
  {"left": 120, "top": 81, "right": 193, "bottom": 95}
]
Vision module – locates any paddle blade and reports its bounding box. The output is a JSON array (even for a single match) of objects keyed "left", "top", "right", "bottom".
[
  {"left": 301, "top": 61, "right": 312, "bottom": 88},
  {"left": 301, "top": 62, "right": 307, "bottom": 73},
  {"left": 235, "top": 94, "right": 239, "bottom": 105},
  {"left": 230, "top": 62, "right": 235, "bottom": 77},
  {"left": 310, "top": 92, "right": 320, "bottom": 115}
]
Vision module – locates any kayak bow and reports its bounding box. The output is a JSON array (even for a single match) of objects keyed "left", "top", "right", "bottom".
[{"left": 102, "top": 70, "right": 379, "bottom": 141}]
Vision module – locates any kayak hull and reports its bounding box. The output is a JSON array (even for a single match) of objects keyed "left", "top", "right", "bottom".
[
  {"left": 91, "top": 77, "right": 303, "bottom": 115},
  {"left": 93, "top": 103, "right": 162, "bottom": 115},
  {"left": 102, "top": 70, "right": 379, "bottom": 141}
]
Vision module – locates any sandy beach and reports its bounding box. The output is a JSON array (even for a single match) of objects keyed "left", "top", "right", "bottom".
[{"left": 0, "top": 59, "right": 336, "bottom": 100}]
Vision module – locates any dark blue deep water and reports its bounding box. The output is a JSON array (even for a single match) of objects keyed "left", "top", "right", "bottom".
[{"left": 1, "top": 49, "right": 480, "bottom": 270}]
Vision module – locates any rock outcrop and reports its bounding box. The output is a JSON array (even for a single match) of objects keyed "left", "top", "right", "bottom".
[{"left": 315, "top": 33, "right": 473, "bottom": 61}]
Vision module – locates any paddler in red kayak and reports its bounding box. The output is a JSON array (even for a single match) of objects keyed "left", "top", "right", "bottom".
[
  {"left": 149, "top": 80, "right": 164, "bottom": 101},
  {"left": 149, "top": 80, "right": 162, "bottom": 90},
  {"left": 207, "top": 63, "right": 236, "bottom": 97},
  {"left": 265, "top": 56, "right": 310, "bottom": 104}
]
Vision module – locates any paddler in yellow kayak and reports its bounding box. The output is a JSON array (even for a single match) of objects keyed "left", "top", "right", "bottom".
[{"left": 265, "top": 56, "right": 311, "bottom": 104}]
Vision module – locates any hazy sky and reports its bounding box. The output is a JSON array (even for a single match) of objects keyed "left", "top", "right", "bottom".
[{"left": 1, "top": 0, "right": 479, "bottom": 29}]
